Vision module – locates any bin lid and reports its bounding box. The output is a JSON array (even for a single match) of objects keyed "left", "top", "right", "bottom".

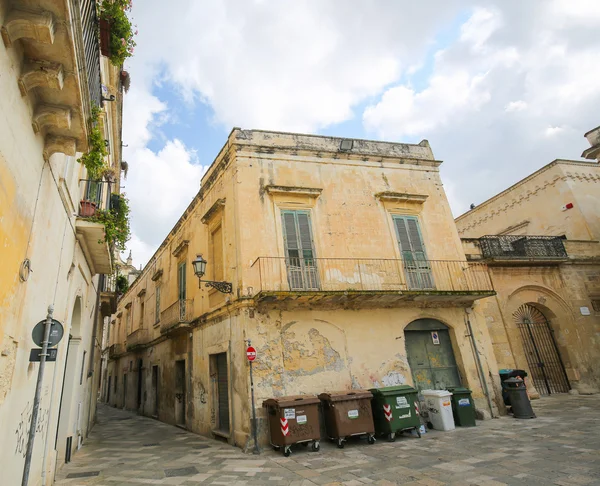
[
  {"left": 318, "top": 390, "right": 373, "bottom": 402},
  {"left": 446, "top": 387, "right": 471, "bottom": 393},
  {"left": 262, "top": 395, "right": 320, "bottom": 408},
  {"left": 421, "top": 389, "right": 453, "bottom": 397},
  {"left": 368, "top": 385, "right": 417, "bottom": 396}
]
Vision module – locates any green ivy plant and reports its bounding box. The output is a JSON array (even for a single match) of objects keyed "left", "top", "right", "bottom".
[
  {"left": 91, "top": 193, "right": 131, "bottom": 251},
  {"left": 100, "top": 0, "right": 137, "bottom": 66},
  {"left": 116, "top": 274, "right": 129, "bottom": 294},
  {"left": 78, "top": 106, "right": 107, "bottom": 180}
]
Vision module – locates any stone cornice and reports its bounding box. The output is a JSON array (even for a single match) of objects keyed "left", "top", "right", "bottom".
[
  {"left": 375, "top": 192, "right": 428, "bottom": 204},
  {"left": 201, "top": 198, "right": 226, "bottom": 224},
  {"left": 264, "top": 186, "right": 322, "bottom": 198}
]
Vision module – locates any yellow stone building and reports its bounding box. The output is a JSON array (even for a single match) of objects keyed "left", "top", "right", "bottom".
[
  {"left": 457, "top": 157, "right": 600, "bottom": 396},
  {"left": 0, "top": 0, "right": 127, "bottom": 483},
  {"left": 106, "top": 129, "right": 502, "bottom": 449}
]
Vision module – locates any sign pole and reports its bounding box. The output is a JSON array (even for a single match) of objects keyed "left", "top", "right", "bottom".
[
  {"left": 22, "top": 305, "right": 54, "bottom": 486},
  {"left": 247, "top": 340, "right": 259, "bottom": 454}
]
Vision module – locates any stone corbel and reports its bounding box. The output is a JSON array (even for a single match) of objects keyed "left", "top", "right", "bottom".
[
  {"left": 19, "top": 60, "right": 64, "bottom": 96},
  {"left": 32, "top": 104, "right": 71, "bottom": 133},
  {"left": 43, "top": 135, "right": 76, "bottom": 161},
  {"left": 1, "top": 9, "right": 55, "bottom": 48}
]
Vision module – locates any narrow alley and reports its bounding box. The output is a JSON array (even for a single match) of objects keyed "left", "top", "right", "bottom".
[{"left": 56, "top": 395, "right": 600, "bottom": 486}]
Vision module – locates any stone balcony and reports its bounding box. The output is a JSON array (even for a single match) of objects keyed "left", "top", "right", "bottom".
[
  {"left": 1, "top": 0, "right": 102, "bottom": 159},
  {"left": 126, "top": 328, "right": 150, "bottom": 351},
  {"left": 108, "top": 343, "right": 125, "bottom": 359},
  {"left": 160, "top": 299, "right": 194, "bottom": 335},
  {"left": 249, "top": 257, "right": 494, "bottom": 309}
]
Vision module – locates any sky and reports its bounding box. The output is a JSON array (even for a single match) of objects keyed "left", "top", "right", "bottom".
[{"left": 119, "top": 0, "right": 600, "bottom": 267}]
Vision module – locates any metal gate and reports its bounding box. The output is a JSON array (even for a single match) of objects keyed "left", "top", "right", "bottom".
[
  {"left": 514, "top": 304, "right": 570, "bottom": 395},
  {"left": 216, "top": 353, "right": 230, "bottom": 433}
]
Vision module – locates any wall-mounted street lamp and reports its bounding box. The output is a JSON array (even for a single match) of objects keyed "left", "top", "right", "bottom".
[{"left": 192, "top": 255, "right": 232, "bottom": 294}]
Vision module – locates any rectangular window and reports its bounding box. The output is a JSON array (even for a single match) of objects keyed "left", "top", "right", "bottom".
[
  {"left": 155, "top": 286, "right": 161, "bottom": 324},
  {"left": 139, "top": 300, "right": 145, "bottom": 328},
  {"left": 392, "top": 215, "right": 435, "bottom": 290},
  {"left": 211, "top": 225, "right": 224, "bottom": 281},
  {"left": 178, "top": 262, "right": 186, "bottom": 301},
  {"left": 281, "top": 210, "right": 319, "bottom": 290}
]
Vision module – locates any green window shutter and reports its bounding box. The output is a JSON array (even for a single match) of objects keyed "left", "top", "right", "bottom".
[
  {"left": 281, "top": 210, "right": 318, "bottom": 290},
  {"left": 178, "top": 263, "right": 186, "bottom": 301},
  {"left": 393, "top": 216, "right": 427, "bottom": 260},
  {"left": 297, "top": 212, "right": 315, "bottom": 261}
]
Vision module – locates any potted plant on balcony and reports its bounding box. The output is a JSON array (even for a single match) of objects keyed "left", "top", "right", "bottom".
[
  {"left": 120, "top": 70, "right": 131, "bottom": 93},
  {"left": 99, "top": 0, "right": 137, "bottom": 66},
  {"left": 116, "top": 274, "right": 129, "bottom": 295},
  {"left": 90, "top": 193, "right": 131, "bottom": 251}
]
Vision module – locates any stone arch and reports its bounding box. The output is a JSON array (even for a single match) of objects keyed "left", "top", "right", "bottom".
[{"left": 503, "top": 285, "right": 579, "bottom": 393}]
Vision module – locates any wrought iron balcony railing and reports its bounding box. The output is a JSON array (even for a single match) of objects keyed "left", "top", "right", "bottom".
[
  {"left": 79, "top": 0, "right": 102, "bottom": 109},
  {"left": 250, "top": 257, "right": 493, "bottom": 293},
  {"left": 78, "top": 179, "right": 115, "bottom": 216},
  {"left": 479, "top": 236, "right": 567, "bottom": 259},
  {"left": 160, "top": 299, "right": 194, "bottom": 334}
]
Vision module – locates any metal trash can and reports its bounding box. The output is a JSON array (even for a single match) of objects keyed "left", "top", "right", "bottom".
[
  {"left": 499, "top": 369, "right": 528, "bottom": 405},
  {"left": 369, "top": 385, "right": 421, "bottom": 442},
  {"left": 318, "top": 390, "right": 375, "bottom": 448},
  {"left": 262, "top": 395, "right": 321, "bottom": 456},
  {"left": 504, "top": 378, "right": 536, "bottom": 419},
  {"left": 447, "top": 387, "right": 476, "bottom": 427}
]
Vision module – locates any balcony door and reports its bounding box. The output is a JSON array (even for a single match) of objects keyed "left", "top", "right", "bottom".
[
  {"left": 393, "top": 216, "right": 434, "bottom": 290},
  {"left": 281, "top": 210, "right": 319, "bottom": 290}
]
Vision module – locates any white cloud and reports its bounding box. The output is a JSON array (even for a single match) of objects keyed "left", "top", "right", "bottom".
[
  {"left": 505, "top": 100, "right": 527, "bottom": 112},
  {"left": 362, "top": 2, "right": 600, "bottom": 214}
]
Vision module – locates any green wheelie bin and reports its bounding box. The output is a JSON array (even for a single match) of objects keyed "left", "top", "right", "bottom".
[
  {"left": 369, "top": 385, "right": 421, "bottom": 442},
  {"left": 446, "top": 387, "right": 476, "bottom": 427}
]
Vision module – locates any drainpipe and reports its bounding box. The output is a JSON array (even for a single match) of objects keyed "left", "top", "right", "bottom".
[
  {"left": 465, "top": 307, "right": 496, "bottom": 418},
  {"left": 86, "top": 274, "right": 104, "bottom": 435}
]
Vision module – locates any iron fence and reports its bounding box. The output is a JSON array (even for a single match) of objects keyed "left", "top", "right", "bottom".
[
  {"left": 250, "top": 257, "right": 493, "bottom": 293},
  {"left": 479, "top": 235, "right": 567, "bottom": 259}
]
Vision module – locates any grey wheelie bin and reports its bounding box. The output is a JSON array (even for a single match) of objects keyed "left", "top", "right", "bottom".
[
  {"left": 369, "top": 385, "right": 421, "bottom": 442},
  {"left": 262, "top": 395, "right": 321, "bottom": 456},
  {"left": 318, "top": 390, "right": 375, "bottom": 448}
]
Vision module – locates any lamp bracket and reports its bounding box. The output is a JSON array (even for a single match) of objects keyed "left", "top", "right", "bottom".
[{"left": 198, "top": 279, "right": 232, "bottom": 294}]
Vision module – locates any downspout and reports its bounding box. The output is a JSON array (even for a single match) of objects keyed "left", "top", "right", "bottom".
[
  {"left": 465, "top": 307, "right": 496, "bottom": 418},
  {"left": 86, "top": 274, "right": 104, "bottom": 435}
]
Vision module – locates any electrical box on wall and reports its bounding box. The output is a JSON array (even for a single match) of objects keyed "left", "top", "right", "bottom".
[{"left": 561, "top": 202, "right": 574, "bottom": 211}]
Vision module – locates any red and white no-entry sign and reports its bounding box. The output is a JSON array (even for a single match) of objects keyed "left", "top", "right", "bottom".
[{"left": 246, "top": 346, "right": 257, "bottom": 361}]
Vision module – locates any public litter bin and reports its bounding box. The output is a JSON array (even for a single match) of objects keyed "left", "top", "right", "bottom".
[
  {"left": 499, "top": 369, "right": 528, "bottom": 405},
  {"left": 422, "top": 390, "right": 455, "bottom": 431},
  {"left": 369, "top": 385, "right": 421, "bottom": 442},
  {"left": 446, "top": 387, "right": 476, "bottom": 427},
  {"left": 318, "top": 390, "right": 375, "bottom": 448},
  {"left": 504, "top": 378, "right": 536, "bottom": 419},
  {"left": 262, "top": 395, "right": 321, "bottom": 456}
]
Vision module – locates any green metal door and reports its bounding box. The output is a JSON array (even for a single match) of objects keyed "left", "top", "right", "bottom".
[{"left": 405, "top": 320, "right": 461, "bottom": 392}]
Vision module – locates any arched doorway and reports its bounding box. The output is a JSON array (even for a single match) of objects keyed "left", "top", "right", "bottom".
[
  {"left": 513, "top": 304, "right": 570, "bottom": 394},
  {"left": 404, "top": 319, "right": 461, "bottom": 391}
]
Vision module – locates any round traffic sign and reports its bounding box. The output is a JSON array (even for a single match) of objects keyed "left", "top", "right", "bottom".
[
  {"left": 246, "top": 346, "right": 257, "bottom": 361},
  {"left": 32, "top": 319, "right": 64, "bottom": 347}
]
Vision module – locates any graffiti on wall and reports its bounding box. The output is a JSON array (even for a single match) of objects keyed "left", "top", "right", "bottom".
[{"left": 14, "top": 401, "right": 50, "bottom": 457}]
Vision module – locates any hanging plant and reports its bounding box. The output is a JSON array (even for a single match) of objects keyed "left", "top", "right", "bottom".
[
  {"left": 120, "top": 70, "right": 131, "bottom": 93},
  {"left": 116, "top": 274, "right": 129, "bottom": 294},
  {"left": 78, "top": 106, "right": 107, "bottom": 180},
  {"left": 91, "top": 193, "right": 131, "bottom": 251},
  {"left": 99, "top": 0, "right": 137, "bottom": 66}
]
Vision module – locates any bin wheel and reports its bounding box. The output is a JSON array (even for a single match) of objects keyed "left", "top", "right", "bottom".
[
  {"left": 387, "top": 432, "right": 396, "bottom": 442},
  {"left": 416, "top": 428, "right": 422, "bottom": 438},
  {"left": 283, "top": 446, "right": 291, "bottom": 457},
  {"left": 367, "top": 435, "right": 375, "bottom": 445},
  {"left": 272, "top": 445, "right": 281, "bottom": 451},
  {"left": 337, "top": 439, "right": 344, "bottom": 449},
  {"left": 312, "top": 441, "right": 320, "bottom": 452}
]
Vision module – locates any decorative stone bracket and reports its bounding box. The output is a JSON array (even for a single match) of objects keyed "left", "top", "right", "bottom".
[
  {"left": 32, "top": 104, "right": 71, "bottom": 133},
  {"left": 43, "top": 135, "right": 76, "bottom": 161},
  {"left": 1, "top": 8, "right": 55, "bottom": 48},
  {"left": 19, "top": 60, "right": 64, "bottom": 96}
]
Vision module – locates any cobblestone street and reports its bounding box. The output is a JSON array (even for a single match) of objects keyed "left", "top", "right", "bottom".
[{"left": 55, "top": 395, "right": 600, "bottom": 486}]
